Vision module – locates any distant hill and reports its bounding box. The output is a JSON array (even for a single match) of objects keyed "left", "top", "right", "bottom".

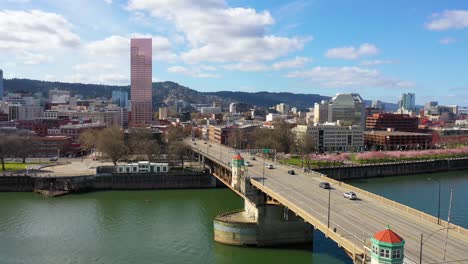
[
  {"left": 4, "top": 78, "right": 397, "bottom": 110},
  {"left": 206, "top": 91, "right": 330, "bottom": 109}
]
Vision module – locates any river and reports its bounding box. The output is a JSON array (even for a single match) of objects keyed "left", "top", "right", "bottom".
[{"left": 0, "top": 170, "right": 467, "bottom": 264}]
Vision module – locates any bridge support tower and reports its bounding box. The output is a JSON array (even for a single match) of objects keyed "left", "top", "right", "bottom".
[{"left": 213, "top": 154, "right": 313, "bottom": 247}]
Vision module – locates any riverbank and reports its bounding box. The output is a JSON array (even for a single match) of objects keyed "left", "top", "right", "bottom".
[
  {"left": 314, "top": 157, "right": 468, "bottom": 180},
  {"left": 0, "top": 171, "right": 222, "bottom": 196}
]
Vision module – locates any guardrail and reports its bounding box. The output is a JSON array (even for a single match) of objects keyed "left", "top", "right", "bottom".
[
  {"left": 250, "top": 179, "right": 367, "bottom": 263},
  {"left": 308, "top": 170, "right": 468, "bottom": 237}
]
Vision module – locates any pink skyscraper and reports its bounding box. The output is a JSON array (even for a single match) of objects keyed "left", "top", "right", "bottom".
[{"left": 130, "top": 38, "right": 152, "bottom": 126}]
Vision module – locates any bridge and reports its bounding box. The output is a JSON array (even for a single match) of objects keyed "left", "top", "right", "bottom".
[{"left": 188, "top": 138, "right": 468, "bottom": 264}]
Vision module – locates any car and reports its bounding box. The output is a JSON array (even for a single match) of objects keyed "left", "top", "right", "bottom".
[
  {"left": 49, "top": 157, "right": 58, "bottom": 161},
  {"left": 244, "top": 161, "right": 250, "bottom": 167},
  {"left": 319, "top": 182, "right": 331, "bottom": 189},
  {"left": 266, "top": 164, "right": 274, "bottom": 169},
  {"left": 204, "top": 141, "right": 207, "bottom": 144},
  {"left": 250, "top": 156, "right": 256, "bottom": 160},
  {"left": 343, "top": 192, "right": 357, "bottom": 200},
  {"left": 288, "top": 170, "right": 295, "bottom": 175}
]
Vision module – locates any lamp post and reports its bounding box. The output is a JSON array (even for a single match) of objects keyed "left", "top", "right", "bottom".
[
  {"left": 327, "top": 187, "right": 331, "bottom": 228},
  {"left": 419, "top": 226, "right": 454, "bottom": 264},
  {"left": 427, "top": 178, "right": 441, "bottom": 225},
  {"left": 262, "top": 152, "right": 265, "bottom": 185}
]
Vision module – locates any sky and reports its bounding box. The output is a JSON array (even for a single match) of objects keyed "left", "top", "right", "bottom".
[{"left": 0, "top": 0, "right": 467, "bottom": 106}]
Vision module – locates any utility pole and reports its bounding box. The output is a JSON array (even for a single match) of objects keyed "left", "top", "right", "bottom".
[
  {"left": 327, "top": 187, "right": 331, "bottom": 228},
  {"left": 443, "top": 188, "right": 453, "bottom": 261},
  {"left": 419, "top": 233, "right": 423, "bottom": 264}
]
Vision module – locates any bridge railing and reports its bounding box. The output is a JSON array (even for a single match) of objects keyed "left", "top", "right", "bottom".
[
  {"left": 249, "top": 179, "right": 367, "bottom": 262},
  {"left": 308, "top": 171, "right": 468, "bottom": 237}
]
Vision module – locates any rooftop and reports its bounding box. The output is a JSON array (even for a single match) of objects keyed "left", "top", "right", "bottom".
[
  {"left": 364, "top": 131, "right": 431, "bottom": 136},
  {"left": 373, "top": 227, "right": 404, "bottom": 244}
]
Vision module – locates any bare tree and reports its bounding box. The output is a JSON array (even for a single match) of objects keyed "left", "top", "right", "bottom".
[
  {"left": 96, "top": 126, "right": 127, "bottom": 165},
  {"left": 166, "top": 125, "right": 187, "bottom": 143},
  {"left": 79, "top": 129, "right": 98, "bottom": 154},
  {"left": 168, "top": 141, "right": 189, "bottom": 169},
  {"left": 128, "top": 128, "right": 161, "bottom": 161},
  {"left": 0, "top": 133, "right": 18, "bottom": 170},
  {"left": 15, "top": 132, "right": 34, "bottom": 163},
  {"left": 294, "top": 132, "right": 316, "bottom": 167}
]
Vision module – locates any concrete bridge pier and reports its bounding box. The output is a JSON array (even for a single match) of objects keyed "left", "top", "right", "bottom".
[{"left": 213, "top": 154, "right": 313, "bottom": 247}]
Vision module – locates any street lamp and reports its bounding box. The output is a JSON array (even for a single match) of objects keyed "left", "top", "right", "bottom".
[
  {"left": 419, "top": 226, "right": 454, "bottom": 264},
  {"left": 427, "top": 178, "right": 441, "bottom": 225},
  {"left": 327, "top": 186, "right": 331, "bottom": 228}
]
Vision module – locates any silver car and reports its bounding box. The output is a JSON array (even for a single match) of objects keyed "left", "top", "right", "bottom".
[{"left": 343, "top": 191, "right": 357, "bottom": 200}]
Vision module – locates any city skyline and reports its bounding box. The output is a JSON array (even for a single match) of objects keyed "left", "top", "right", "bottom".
[{"left": 0, "top": 0, "right": 467, "bottom": 105}]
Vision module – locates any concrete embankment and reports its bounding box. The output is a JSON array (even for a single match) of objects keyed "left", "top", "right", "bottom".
[
  {"left": 0, "top": 171, "right": 222, "bottom": 195},
  {"left": 315, "top": 157, "right": 468, "bottom": 180}
]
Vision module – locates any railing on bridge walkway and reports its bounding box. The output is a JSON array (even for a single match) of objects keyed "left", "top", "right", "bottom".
[{"left": 303, "top": 170, "right": 468, "bottom": 238}]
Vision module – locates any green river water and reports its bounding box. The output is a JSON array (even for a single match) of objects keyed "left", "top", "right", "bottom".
[{"left": 0, "top": 170, "right": 467, "bottom": 264}]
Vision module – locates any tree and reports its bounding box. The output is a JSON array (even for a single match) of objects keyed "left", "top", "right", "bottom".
[
  {"left": 79, "top": 129, "right": 99, "bottom": 154},
  {"left": 96, "top": 126, "right": 127, "bottom": 165},
  {"left": 0, "top": 133, "right": 18, "bottom": 171},
  {"left": 168, "top": 141, "right": 189, "bottom": 169},
  {"left": 128, "top": 128, "right": 161, "bottom": 161},
  {"left": 294, "top": 132, "right": 316, "bottom": 167},
  {"left": 15, "top": 132, "right": 34, "bottom": 163},
  {"left": 166, "top": 125, "right": 187, "bottom": 143}
]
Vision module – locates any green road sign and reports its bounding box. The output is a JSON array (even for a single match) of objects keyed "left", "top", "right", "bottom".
[{"left": 263, "top": 148, "right": 269, "bottom": 154}]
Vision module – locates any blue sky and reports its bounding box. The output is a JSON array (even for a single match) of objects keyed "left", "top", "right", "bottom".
[{"left": 0, "top": 0, "right": 467, "bottom": 105}]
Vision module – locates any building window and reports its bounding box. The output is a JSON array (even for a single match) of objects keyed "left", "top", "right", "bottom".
[
  {"left": 163, "top": 166, "right": 167, "bottom": 172},
  {"left": 392, "top": 249, "right": 401, "bottom": 259},
  {"left": 380, "top": 249, "right": 390, "bottom": 258},
  {"left": 372, "top": 245, "right": 378, "bottom": 255}
]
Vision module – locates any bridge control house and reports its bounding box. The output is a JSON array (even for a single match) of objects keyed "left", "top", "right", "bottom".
[{"left": 370, "top": 226, "right": 405, "bottom": 264}]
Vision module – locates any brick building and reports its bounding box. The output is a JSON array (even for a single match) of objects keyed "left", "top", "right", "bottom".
[
  {"left": 366, "top": 113, "right": 419, "bottom": 132},
  {"left": 364, "top": 131, "right": 432, "bottom": 150}
]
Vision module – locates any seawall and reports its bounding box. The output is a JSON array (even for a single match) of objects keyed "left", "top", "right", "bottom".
[
  {"left": 314, "top": 157, "right": 468, "bottom": 180},
  {"left": 0, "top": 171, "right": 222, "bottom": 194}
]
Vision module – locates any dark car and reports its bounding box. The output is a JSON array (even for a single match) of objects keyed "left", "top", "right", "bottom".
[
  {"left": 250, "top": 156, "right": 256, "bottom": 160},
  {"left": 319, "top": 182, "right": 331, "bottom": 189},
  {"left": 288, "top": 170, "right": 295, "bottom": 175}
]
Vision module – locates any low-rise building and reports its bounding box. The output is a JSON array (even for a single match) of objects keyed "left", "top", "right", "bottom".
[
  {"left": 116, "top": 162, "right": 169, "bottom": 174},
  {"left": 366, "top": 113, "right": 419, "bottom": 132},
  {"left": 294, "top": 123, "right": 364, "bottom": 151},
  {"left": 364, "top": 130, "right": 432, "bottom": 150},
  {"left": 31, "top": 136, "right": 73, "bottom": 157}
]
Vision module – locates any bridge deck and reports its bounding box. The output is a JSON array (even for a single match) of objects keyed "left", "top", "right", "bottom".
[{"left": 190, "top": 139, "right": 468, "bottom": 264}]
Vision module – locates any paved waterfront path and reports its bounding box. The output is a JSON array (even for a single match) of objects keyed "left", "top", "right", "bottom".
[{"left": 190, "top": 139, "right": 468, "bottom": 264}]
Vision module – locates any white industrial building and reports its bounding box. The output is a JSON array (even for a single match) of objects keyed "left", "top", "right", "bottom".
[{"left": 117, "top": 161, "right": 169, "bottom": 174}]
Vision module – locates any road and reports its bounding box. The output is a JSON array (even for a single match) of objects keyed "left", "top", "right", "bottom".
[{"left": 190, "top": 139, "right": 468, "bottom": 264}]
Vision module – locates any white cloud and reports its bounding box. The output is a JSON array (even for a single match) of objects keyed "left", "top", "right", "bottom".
[
  {"left": 223, "top": 62, "right": 269, "bottom": 72},
  {"left": 325, "top": 43, "right": 379, "bottom": 60},
  {"left": 127, "top": 0, "right": 310, "bottom": 63},
  {"left": 223, "top": 56, "right": 310, "bottom": 72},
  {"left": 439, "top": 37, "right": 456, "bottom": 45},
  {"left": 103, "top": 0, "right": 112, "bottom": 4},
  {"left": 426, "top": 10, "right": 468, "bottom": 31},
  {"left": 272, "top": 56, "right": 310, "bottom": 70},
  {"left": 0, "top": 10, "right": 80, "bottom": 52},
  {"left": 85, "top": 34, "right": 172, "bottom": 57},
  {"left": 167, "top": 65, "right": 219, "bottom": 78},
  {"left": 360, "top": 60, "right": 395, "bottom": 66},
  {"left": 18, "top": 51, "right": 53, "bottom": 65},
  {"left": 286, "top": 66, "right": 413, "bottom": 88}
]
